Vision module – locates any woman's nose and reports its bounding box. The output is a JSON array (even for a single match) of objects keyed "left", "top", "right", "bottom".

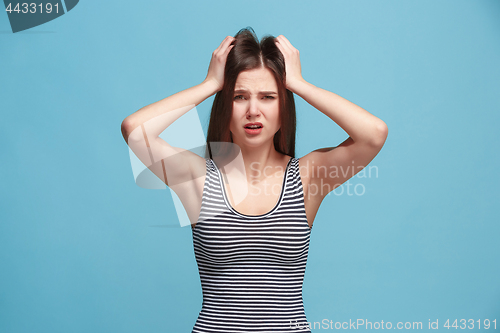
[{"left": 247, "top": 98, "right": 260, "bottom": 116}]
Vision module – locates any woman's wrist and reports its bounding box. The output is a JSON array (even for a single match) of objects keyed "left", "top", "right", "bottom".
[
  {"left": 201, "top": 79, "right": 222, "bottom": 96},
  {"left": 288, "top": 77, "right": 310, "bottom": 96}
]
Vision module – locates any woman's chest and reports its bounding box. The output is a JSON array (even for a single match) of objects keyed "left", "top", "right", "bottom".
[{"left": 223, "top": 174, "right": 286, "bottom": 216}]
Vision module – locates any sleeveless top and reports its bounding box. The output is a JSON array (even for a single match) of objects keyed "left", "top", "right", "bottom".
[{"left": 191, "top": 157, "right": 312, "bottom": 333}]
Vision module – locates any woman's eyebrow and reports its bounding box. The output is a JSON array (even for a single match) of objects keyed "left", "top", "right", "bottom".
[{"left": 234, "top": 89, "right": 277, "bottom": 94}]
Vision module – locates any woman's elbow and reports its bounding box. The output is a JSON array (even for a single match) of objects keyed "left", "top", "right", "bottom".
[
  {"left": 121, "top": 117, "right": 135, "bottom": 144},
  {"left": 373, "top": 121, "right": 388, "bottom": 147}
]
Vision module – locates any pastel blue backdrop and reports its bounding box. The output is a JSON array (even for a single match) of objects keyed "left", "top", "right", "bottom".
[{"left": 1, "top": 0, "right": 499, "bottom": 332}]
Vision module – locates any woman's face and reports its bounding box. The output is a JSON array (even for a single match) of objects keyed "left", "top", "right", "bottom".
[{"left": 229, "top": 67, "right": 280, "bottom": 150}]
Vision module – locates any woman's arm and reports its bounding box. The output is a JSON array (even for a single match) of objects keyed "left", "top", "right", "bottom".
[
  {"left": 121, "top": 36, "right": 235, "bottom": 189},
  {"left": 121, "top": 35, "right": 235, "bottom": 142},
  {"left": 288, "top": 80, "right": 387, "bottom": 146},
  {"left": 275, "top": 35, "right": 388, "bottom": 200},
  {"left": 275, "top": 35, "right": 387, "bottom": 146},
  {"left": 121, "top": 80, "right": 218, "bottom": 143}
]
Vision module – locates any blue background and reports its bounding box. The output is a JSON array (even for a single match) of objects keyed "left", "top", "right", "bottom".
[{"left": 1, "top": 0, "right": 499, "bottom": 332}]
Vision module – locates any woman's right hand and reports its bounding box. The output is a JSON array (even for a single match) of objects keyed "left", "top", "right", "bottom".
[{"left": 203, "top": 36, "right": 235, "bottom": 92}]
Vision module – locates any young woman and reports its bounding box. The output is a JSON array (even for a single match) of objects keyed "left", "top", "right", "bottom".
[{"left": 121, "top": 27, "right": 387, "bottom": 333}]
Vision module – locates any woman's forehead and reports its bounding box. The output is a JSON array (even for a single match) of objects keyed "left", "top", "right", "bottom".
[{"left": 235, "top": 68, "right": 277, "bottom": 92}]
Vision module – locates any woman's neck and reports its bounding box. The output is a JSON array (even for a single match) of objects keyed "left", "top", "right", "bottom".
[{"left": 213, "top": 143, "right": 288, "bottom": 181}]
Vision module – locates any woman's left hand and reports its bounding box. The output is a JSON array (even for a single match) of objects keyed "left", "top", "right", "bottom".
[{"left": 274, "top": 35, "right": 305, "bottom": 92}]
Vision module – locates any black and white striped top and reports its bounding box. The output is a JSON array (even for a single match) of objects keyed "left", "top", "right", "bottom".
[{"left": 191, "top": 157, "right": 312, "bottom": 332}]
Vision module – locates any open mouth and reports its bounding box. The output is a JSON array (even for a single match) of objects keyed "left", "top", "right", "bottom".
[
  {"left": 244, "top": 123, "right": 263, "bottom": 135},
  {"left": 244, "top": 123, "right": 263, "bottom": 129}
]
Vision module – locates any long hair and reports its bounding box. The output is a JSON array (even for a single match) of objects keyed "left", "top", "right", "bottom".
[{"left": 205, "top": 27, "right": 296, "bottom": 160}]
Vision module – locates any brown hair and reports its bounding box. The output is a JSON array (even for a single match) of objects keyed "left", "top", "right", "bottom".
[{"left": 205, "top": 27, "right": 296, "bottom": 159}]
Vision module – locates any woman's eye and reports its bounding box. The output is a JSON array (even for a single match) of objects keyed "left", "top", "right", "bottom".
[{"left": 233, "top": 95, "right": 274, "bottom": 100}]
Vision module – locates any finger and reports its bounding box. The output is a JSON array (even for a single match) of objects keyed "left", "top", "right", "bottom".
[
  {"left": 222, "top": 44, "right": 235, "bottom": 57},
  {"left": 215, "top": 36, "right": 233, "bottom": 53},
  {"left": 275, "top": 40, "right": 286, "bottom": 56},
  {"left": 227, "top": 43, "right": 235, "bottom": 51},
  {"left": 274, "top": 37, "right": 286, "bottom": 51},
  {"left": 216, "top": 36, "right": 235, "bottom": 56},
  {"left": 276, "top": 40, "right": 291, "bottom": 56},
  {"left": 277, "top": 35, "right": 295, "bottom": 51},
  {"left": 275, "top": 36, "right": 292, "bottom": 54},
  {"left": 222, "top": 36, "right": 235, "bottom": 49},
  {"left": 277, "top": 35, "right": 292, "bottom": 47}
]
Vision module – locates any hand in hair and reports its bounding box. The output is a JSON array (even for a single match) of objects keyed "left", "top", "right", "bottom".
[
  {"left": 274, "top": 35, "right": 305, "bottom": 93},
  {"left": 204, "top": 35, "right": 235, "bottom": 92}
]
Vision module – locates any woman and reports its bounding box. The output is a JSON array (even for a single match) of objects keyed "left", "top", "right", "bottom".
[{"left": 121, "top": 27, "right": 387, "bottom": 333}]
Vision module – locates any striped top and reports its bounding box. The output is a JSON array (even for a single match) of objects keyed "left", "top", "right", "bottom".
[{"left": 191, "top": 157, "right": 312, "bottom": 332}]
